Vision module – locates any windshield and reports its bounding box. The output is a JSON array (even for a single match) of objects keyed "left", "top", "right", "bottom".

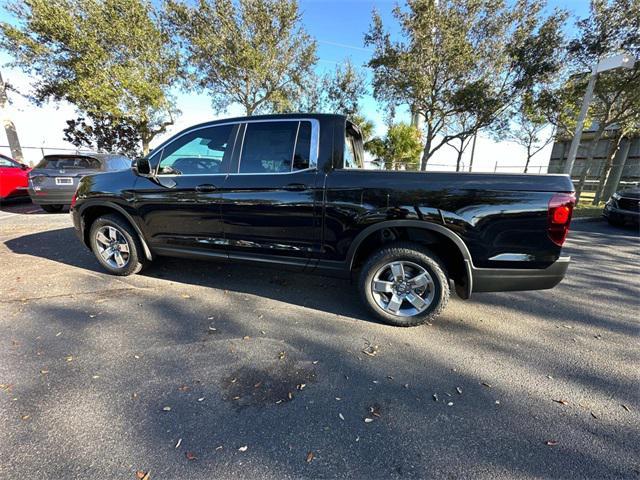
[{"left": 37, "top": 156, "right": 102, "bottom": 170}]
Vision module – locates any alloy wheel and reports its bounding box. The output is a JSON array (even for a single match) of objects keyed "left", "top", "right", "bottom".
[
  {"left": 370, "top": 260, "right": 435, "bottom": 317},
  {"left": 95, "top": 225, "right": 130, "bottom": 269}
]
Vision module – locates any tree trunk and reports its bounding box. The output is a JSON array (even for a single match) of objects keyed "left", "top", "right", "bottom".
[
  {"left": 420, "top": 125, "right": 433, "bottom": 171},
  {"left": 142, "top": 137, "right": 150, "bottom": 156},
  {"left": 602, "top": 137, "right": 632, "bottom": 201},
  {"left": 524, "top": 145, "right": 532, "bottom": 173},
  {"left": 455, "top": 149, "right": 463, "bottom": 172},
  {"left": 593, "top": 134, "right": 623, "bottom": 205},
  {"left": 0, "top": 72, "right": 24, "bottom": 162},
  {"left": 575, "top": 126, "right": 606, "bottom": 203}
]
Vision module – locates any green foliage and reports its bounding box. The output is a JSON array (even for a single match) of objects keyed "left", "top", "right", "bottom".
[
  {"left": 365, "top": 0, "right": 567, "bottom": 170},
  {"left": 64, "top": 114, "right": 142, "bottom": 157},
  {"left": 166, "top": 0, "right": 317, "bottom": 115},
  {"left": 366, "top": 123, "right": 422, "bottom": 170},
  {"left": 0, "top": 0, "right": 182, "bottom": 153}
]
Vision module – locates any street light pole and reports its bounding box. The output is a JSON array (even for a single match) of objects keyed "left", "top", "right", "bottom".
[
  {"left": 562, "top": 53, "right": 636, "bottom": 176},
  {"left": 563, "top": 71, "right": 596, "bottom": 175}
]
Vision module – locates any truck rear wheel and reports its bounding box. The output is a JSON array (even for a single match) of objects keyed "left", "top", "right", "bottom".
[{"left": 358, "top": 242, "right": 449, "bottom": 327}]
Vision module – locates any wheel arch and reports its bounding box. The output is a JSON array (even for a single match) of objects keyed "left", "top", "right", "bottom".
[
  {"left": 79, "top": 201, "right": 153, "bottom": 261},
  {"left": 347, "top": 220, "right": 473, "bottom": 299}
]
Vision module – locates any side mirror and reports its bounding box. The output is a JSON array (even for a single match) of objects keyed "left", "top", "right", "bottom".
[{"left": 133, "top": 157, "right": 153, "bottom": 177}]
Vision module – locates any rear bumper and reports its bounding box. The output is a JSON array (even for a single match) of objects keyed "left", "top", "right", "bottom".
[
  {"left": 28, "top": 187, "right": 75, "bottom": 205},
  {"left": 470, "top": 256, "right": 570, "bottom": 294}
]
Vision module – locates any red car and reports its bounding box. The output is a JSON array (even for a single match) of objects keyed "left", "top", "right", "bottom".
[{"left": 0, "top": 154, "right": 31, "bottom": 200}]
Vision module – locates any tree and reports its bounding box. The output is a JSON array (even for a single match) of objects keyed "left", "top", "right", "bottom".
[
  {"left": 166, "top": 0, "right": 317, "bottom": 115},
  {"left": 500, "top": 92, "right": 556, "bottom": 173},
  {"left": 365, "top": 123, "right": 423, "bottom": 170},
  {"left": 64, "top": 114, "right": 143, "bottom": 157},
  {"left": 564, "top": 0, "right": 640, "bottom": 202},
  {"left": 365, "top": 0, "right": 567, "bottom": 170},
  {"left": 0, "top": 0, "right": 181, "bottom": 155}
]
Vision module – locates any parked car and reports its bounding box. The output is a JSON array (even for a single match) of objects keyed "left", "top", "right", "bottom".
[
  {"left": 0, "top": 154, "right": 31, "bottom": 201},
  {"left": 71, "top": 114, "right": 576, "bottom": 326},
  {"left": 28, "top": 153, "right": 132, "bottom": 212},
  {"left": 603, "top": 187, "right": 640, "bottom": 226}
]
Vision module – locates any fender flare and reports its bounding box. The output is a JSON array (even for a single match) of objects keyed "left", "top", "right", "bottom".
[
  {"left": 78, "top": 200, "right": 153, "bottom": 261},
  {"left": 346, "top": 219, "right": 473, "bottom": 298}
]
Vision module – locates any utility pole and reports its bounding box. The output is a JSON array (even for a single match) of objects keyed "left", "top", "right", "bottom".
[{"left": 0, "top": 71, "right": 24, "bottom": 162}]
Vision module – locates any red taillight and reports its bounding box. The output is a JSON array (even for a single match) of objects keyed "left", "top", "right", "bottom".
[
  {"left": 548, "top": 193, "right": 575, "bottom": 246},
  {"left": 70, "top": 190, "right": 78, "bottom": 208}
]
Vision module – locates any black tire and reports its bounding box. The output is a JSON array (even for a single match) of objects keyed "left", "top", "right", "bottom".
[
  {"left": 41, "top": 204, "right": 64, "bottom": 213},
  {"left": 89, "top": 213, "right": 147, "bottom": 276},
  {"left": 358, "top": 242, "right": 450, "bottom": 327}
]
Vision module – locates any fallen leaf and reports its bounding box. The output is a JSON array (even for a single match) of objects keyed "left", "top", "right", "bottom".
[
  {"left": 364, "top": 417, "right": 374, "bottom": 423},
  {"left": 40, "top": 369, "right": 49, "bottom": 374},
  {"left": 254, "top": 382, "right": 262, "bottom": 388},
  {"left": 242, "top": 336, "right": 250, "bottom": 340},
  {"left": 275, "top": 400, "right": 283, "bottom": 404},
  {"left": 591, "top": 412, "right": 598, "bottom": 419},
  {"left": 238, "top": 445, "right": 248, "bottom": 452},
  {"left": 403, "top": 384, "right": 409, "bottom": 389},
  {"left": 177, "top": 385, "right": 190, "bottom": 392},
  {"left": 65, "top": 355, "right": 73, "bottom": 362},
  {"left": 55, "top": 332, "right": 62, "bottom": 337},
  {"left": 162, "top": 406, "right": 172, "bottom": 412},
  {"left": 215, "top": 445, "right": 223, "bottom": 450},
  {"left": 456, "top": 387, "right": 463, "bottom": 395},
  {"left": 432, "top": 394, "right": 438, "bottom": 402},
  {"left": 481, "top": 382, "right": 492, "bottom": 388},
  {"left": 369, "top": 406, "right": 381, "bottom": 418},
  {"left": 175, "top": 438, "right": 182, "bottom": 449},
  {"left": 622, "top": 404, "right": 631, "bottom": 412},
  {"left": 132, "top": 393, "right": 138, "bottom": 400},
  {"left": 185, "top": 451, "right": 197, "bottom": 460},
  {"left": 298, "top": 383, "right": 306, "bottom": 390},
  {"left": 312, "top": 360, "right": 319, "bottom": 365},
  {"left": 233, "top": 396, "right": 241, "bottom": 400},
  {"left": 287, "top": 392, "right": 293, "bottom": 400},
  {"left": 92, "top": 375, "right": 100, "bottom": 379},
  {"left": 208, "top": 326, "right": 217, "bottom": 333},
  {"left": 545, "top": 440, "right": 559, "bottom": 446},
  {"left": 278, "top": 351, "right": 286, "bottom": 360},
  {"left": 553, "top": 399, "right": 569, "bottom": 406},
  {"left": 306, "top": 451, "right": 314, "bottom": 463},
  {"left": 495, "top": 400, "right": 501, "bottom": 405},
  {"left": 447, "top": 402, "right": 454, "bottom": 407},
  {"left": 180, "top": 294, "right": 191, "bottom": 299},
  {"left": 21, "top": 414, "right": 30, "bottom": 420},
  {"left": 135, "top": 471, "right": 150, "bottom": 480},
  {"left": 260, "top": 330, "right": 266, "bottom": 335},
  {"left": 362, "top": 346, "right": 378, "bottom": 357},
  {"left": 339, "top": 413, "right": 344, "bottom": 421},
  {"left": 230, "top": 378, "right": 237, "bottom": 384},
  {"left": 198, "top": 397, "right": 205, "bottom": 402}
]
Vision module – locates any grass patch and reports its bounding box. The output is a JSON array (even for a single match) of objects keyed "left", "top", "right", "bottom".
[{"left": 573, "top": 201, "right": 604, "bottom": 218}]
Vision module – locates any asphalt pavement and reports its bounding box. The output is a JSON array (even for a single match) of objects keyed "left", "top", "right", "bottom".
[{"left": 0, "top": 200, "right": 638, "bottom": 479}]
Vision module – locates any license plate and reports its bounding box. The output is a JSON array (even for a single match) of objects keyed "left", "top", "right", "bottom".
[{"left": 55, "top": 177, "right": 73, "bottom": 185}]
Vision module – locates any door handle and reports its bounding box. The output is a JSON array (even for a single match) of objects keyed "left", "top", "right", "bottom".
[
  {"left": 283, "top": 183, "right": 307, "bottom": 191},
  {"left": 195, "top": 184, "right": 217, "bottom": 192}
]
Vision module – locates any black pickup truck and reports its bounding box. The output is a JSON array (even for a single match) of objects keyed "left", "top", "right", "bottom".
[{"left": 71, "top": 114, "right": 575, "bottom": 326}]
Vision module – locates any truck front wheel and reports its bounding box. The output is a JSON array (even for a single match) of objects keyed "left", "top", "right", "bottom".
[{"left": 358, "top": 242, "right": 450, "bottom": 327}]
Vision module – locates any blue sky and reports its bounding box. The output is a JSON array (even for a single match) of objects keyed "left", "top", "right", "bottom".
[{"left": 0, "top": 0, "right": 593, "bottom": 169}]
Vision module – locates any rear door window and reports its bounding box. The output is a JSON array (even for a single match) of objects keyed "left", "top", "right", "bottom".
[{"left": 238, "top": 121, "right": 298, "bottom": 174}]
